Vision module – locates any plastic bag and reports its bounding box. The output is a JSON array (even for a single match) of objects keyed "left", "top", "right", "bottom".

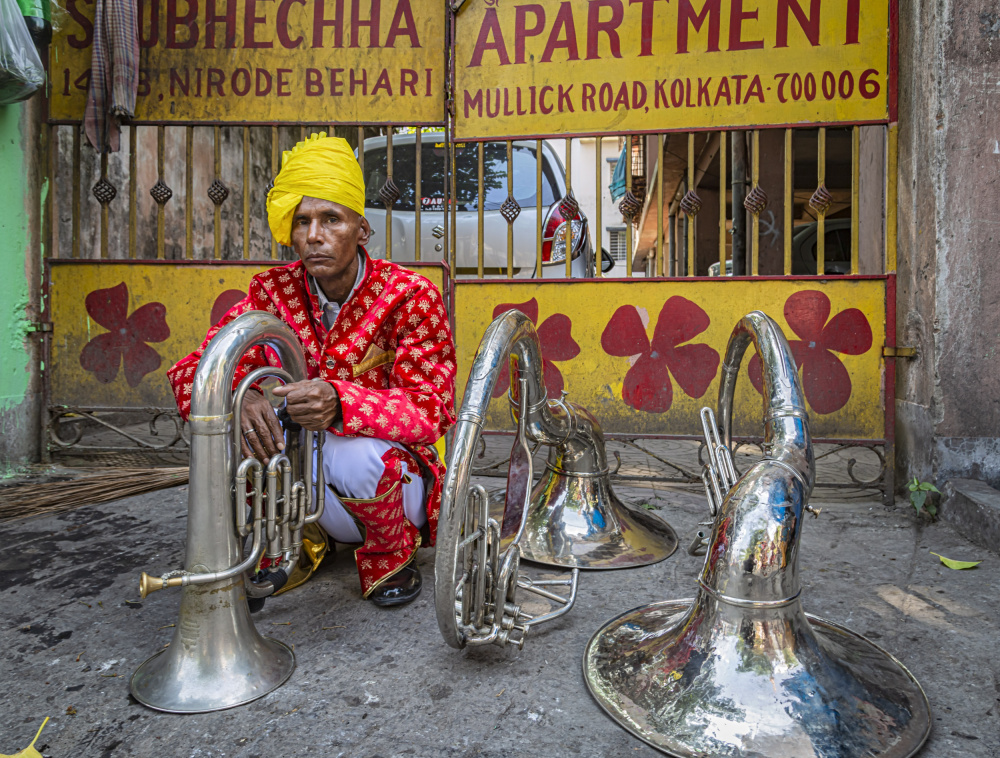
[{"left": 0, "top": 0, "right": 45, "bottom": 105}]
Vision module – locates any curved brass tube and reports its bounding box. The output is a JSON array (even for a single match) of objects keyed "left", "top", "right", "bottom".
[
  {"left": 436, "top": 310, "right": 584, "bottom": 650},
  {"left": 702, "top": 310, "right": 815, "bottom": 606}
]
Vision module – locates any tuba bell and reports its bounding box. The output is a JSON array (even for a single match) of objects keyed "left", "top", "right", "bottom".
[
  {"left": 435, "top": 310, "right": 677, "bottom": 649},
  {"left": 583, "top": 311, "right": 931, "bottom": 757},
  {"left": 130, "top": 312, "right": 325, "bottom": 713}
]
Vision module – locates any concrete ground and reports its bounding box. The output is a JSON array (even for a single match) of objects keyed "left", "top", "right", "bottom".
[{"left": 1, "top": 459, "right": 998, "bottom": 757}]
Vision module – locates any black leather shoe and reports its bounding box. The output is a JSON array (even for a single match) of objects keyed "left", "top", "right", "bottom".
[{"left": 369, "top": 565, "right": 422, "bottom": 607}]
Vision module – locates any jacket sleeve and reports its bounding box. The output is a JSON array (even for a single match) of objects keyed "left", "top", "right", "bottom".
[
  {"left": 166, "top": 278, "right": 275, "bottom": 421},
  {"left": 330, "top": 281, "right": 456, "bottom": 446}
]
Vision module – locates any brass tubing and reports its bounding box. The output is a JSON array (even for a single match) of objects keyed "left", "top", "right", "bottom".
[
  {"left": 129, "top": 125, "right": 137, "bottom": 258},
  {"left": 565, "top": 138, "right": 572, "bottom": 278},
  {"left": 625, "top": 140, "right": 633, "bottom": 277},
  {"left": 886, "top": 124, "right": 898, "bottom": 273},
  {"left": 270, "top": 126, "right": 278, "bottom": 259},
  {"left": 100, "top": 152, "right": 109, "bottom": 259},
  {"left": 243, "top": 127, "right": 250, "bottom": 260},
  {"left": 477, "top": 141, "right": 484, "bottom": 278},
  {"left": 157, "top": 125, "right": 165, "bottom": 260},
  {"left": 185, "top": 126, "right": 194, "bottom": 259},
  {"left": 72, "top": 128, "right": 80, "bottom": 259},
  {"left": 536, "top": 139, "right": 543, "bottom": 278},
  {"left": 751, "top": 130, "right": 760, "bottom": 276},
  {"left": 719, "top": 132, "right": 726, "bottom": 275},
  {"left": 595, "top": 137, "right": 603, "bottom": 278},
  {"left": 506, "top": 140, "right": 514, "bottom": 279},
  {"left": 415, "top": 128, "right": 422, "bottom": 262},
  {"left": 386, "top": 130, "right": 393, "bottom": 262},
  {"left": 851, "top": 125, "right": 860, "bottom": 275},
  {"left": 817, "top": 127, "right": 826, "bottom": 276},
  {"left": 784, "top": 129, "right": 793, "bottom": 275},
  {"left": 656, "top": 134, "right": 664, "bottom": 277},
  {"left": 687, "top": 133, "right": 695, "bottom": 277}
]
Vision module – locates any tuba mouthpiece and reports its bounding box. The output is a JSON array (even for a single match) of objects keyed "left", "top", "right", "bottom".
[{"left": 139, "top": 572, "right": 162, "bottom": 599}]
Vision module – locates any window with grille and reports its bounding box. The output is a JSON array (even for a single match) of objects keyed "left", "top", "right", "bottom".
[{"left": 607, "top": 227, "right": 628, "bottom": 262}]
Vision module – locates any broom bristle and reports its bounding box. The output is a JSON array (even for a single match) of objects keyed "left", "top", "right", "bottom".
[{"left": 0, "top": 467, "right": 189, "bottom": 522}]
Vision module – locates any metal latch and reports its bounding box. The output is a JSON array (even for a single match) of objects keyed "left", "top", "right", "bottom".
[
  {"left": 26, "top": 322, "right": 52, "bottom": 334},
  {"left": 883, "top": 346, "right": 916, "bottom": 358}
]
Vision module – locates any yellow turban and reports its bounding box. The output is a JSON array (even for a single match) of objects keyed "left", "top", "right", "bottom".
[{"left": 266, "top": 132, "right": 366, "bottom": 247}]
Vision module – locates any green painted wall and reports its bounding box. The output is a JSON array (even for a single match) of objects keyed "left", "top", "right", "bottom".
[{"left": 0, "top": 102, "right": 33, "bottom": 476}]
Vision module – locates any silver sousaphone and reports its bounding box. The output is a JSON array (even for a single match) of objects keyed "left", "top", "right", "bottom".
[
  {"left": 131, "top": 313, "right": 325, "bottom": 713},
  {"left": 584, "top": 311, "right": 931, "bottom": 757},
  {"left": 435, "top": 310, "right": 678, "bottom": 649}
]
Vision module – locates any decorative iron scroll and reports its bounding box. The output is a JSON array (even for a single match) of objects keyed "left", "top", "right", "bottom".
[
  {"left": 47, "top": 406, "right": 188, "bottom": 454},
  {"left": 470, "top": 433, "right": 887, "bottom": 496},
  {"left": 46, "top": 408, "right": 887, "bottom": 501}
]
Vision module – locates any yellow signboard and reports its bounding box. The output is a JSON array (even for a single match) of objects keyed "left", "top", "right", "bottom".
[
  {"left": 48, "top": 260, "right": 448, "bottom": 408},
  {"left": 454, "top": 278, "right": 887, "bottom": 441},
  {"left": 455, "top": 0, "right": 891, "bottom": 139},
  {"left": 50, "top": 0, "right": 445, "bottom": 124}
]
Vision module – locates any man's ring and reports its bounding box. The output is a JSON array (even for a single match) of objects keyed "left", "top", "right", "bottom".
[{"left": 243, "top": 428, "right": 257, "bottom": 436}]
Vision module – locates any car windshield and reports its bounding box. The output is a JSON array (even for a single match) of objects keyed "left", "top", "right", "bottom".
[
  {"left": 363, "top": 141, "right": 560, "bottom": 212},
  {"left": 806, "top": 228, "right": 852, "bottom": 263}
]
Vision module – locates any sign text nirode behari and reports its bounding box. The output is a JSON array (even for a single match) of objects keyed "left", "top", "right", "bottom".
[{"left": 51, "top": 0, "right": 445, "bottom": 124}]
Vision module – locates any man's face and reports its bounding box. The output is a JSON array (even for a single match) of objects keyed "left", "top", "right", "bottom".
[{"left": 290, "top": 196, "right": 370, "bottom": 284}]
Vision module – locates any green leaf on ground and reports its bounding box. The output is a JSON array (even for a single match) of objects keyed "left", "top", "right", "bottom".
[
  {"left": 638, "top": 503, "right": 658, "bottom": 510},
  {"left": 930, "top": 552, "right": 981, "bottom": 570}
]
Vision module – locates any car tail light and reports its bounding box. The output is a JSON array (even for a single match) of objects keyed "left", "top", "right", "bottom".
[{"left": 541, "top": 203, "right": 586, "bottom": 265}]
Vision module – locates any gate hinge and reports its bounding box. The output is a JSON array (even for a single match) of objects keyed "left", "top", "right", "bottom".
[
  {"left": 27, "top": 321, "right": 53, "bottom": 334},
  {"left": 883, "top": 345, "right": 916, "bottom": 358}
]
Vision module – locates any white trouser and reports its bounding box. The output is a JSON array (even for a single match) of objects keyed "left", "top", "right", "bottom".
[{"left": 315, "top": 433, "right": 426, "bottom": 544}]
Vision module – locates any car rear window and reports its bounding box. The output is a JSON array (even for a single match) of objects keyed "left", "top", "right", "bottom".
[{"left": 363, "top": 142, "right": 560, "bottom": 212}]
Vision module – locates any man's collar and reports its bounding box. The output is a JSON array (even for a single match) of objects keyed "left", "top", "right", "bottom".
[{"left": 310, "top": 251, "right": 366, "bottom": 308}]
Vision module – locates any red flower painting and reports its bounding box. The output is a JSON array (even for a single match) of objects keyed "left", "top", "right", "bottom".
[
  {"left": 80, "top": 282, "right": 170, "bottom": 387},
  {"left": 748, "top": 290, "right": 873, "bottom": 414},
  {"left": 210, "top": 289, "right": 247, "bottom": 325},
  {"left": 601, "top": 297, "right": 720, "bottom": 413},
  {"left": 491, "top": 299, "right": 579, "bottom": 400}
]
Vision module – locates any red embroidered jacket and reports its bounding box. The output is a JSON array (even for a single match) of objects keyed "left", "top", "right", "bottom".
[{"left": 166, "top": 252, "right": 456, "bottom": 541}]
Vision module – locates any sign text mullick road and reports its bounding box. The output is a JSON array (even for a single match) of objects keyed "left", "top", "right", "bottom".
[
  {"left": 455, "top": 0, "right": 891, "bottom": 139},
  {"left": 50, "top": 0, "right": 445, "bottom": 124}
]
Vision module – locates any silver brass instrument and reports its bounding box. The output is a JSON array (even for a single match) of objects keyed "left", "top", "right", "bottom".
[
  {"left": 435, "top": 310, "right": 676, "bottom": 649},
  {"left": 687, "top": 406, "right": 739, "bottom": 556},
  {"left": 131, "top": 313, "right": 325, "bottom": 713},
  {"left": 584, "top": 312, "right": 931, "bottom": 757}
]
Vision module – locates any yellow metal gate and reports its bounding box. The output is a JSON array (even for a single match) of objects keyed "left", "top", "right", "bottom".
[{"left": 41, "top": 0, "right": 901, "bottom": 501}]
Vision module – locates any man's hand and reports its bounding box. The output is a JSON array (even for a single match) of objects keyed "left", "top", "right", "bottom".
[
  {"left": 272, "top": 380, "right": 341, "bottom": 432},
  {"left": 240, "top": 388, "right": 286, "bottom": 463}
]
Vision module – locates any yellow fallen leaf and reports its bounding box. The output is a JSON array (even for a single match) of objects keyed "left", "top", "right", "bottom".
[
  {"left": 930, "top": 552, "right": 982, "bottom": 570},
  {"left": 1, "top": 717, "right": 49, "bottom": 758}
]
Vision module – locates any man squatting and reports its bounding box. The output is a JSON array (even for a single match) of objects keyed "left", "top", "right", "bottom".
[{"left": 167, "top": 133, "right": 457, "bottom": 607}]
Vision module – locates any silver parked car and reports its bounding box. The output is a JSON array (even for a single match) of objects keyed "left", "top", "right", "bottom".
[
  {"left": 708, "top": 219, "right": 853, "bottom": 276},
  {"left": 360, "top": 134, "right": 599, "bottom": 277}
]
